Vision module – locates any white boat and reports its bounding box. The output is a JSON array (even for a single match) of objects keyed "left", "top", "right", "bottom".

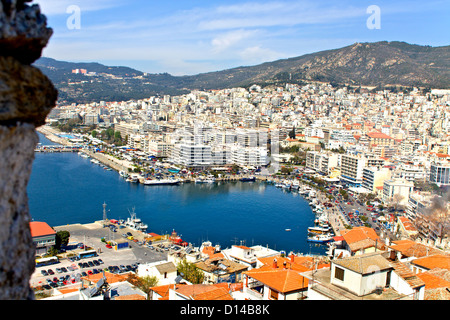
[
  {"left": 195, "top": 176, "right": 215, "bottom": 183},
  {"left": 125, "top": 208, "right": 148, "bottom": 231},
  {"left": 144, "top": 178, "right": 180, "bottom": 185},
  {"left": 291, "top": 181, "right": 300, "bottom": 190},
  {"left": 307, "top": 234, "right": 333, "bottom": 244},
  {"left": 90, "top": 159, "right": 100, "bottom": 165},
  {"left": 275, "top": 183, "right": 283, "bottom": 188},
  {"left": 119, "top": 170, "right": 128, "bottom": 178},
  {"left": 308, "top": 226, "right": 332, "bottom": 234},
  {"left": 126, "top": 175, "right": 139, "bottom": 183}
]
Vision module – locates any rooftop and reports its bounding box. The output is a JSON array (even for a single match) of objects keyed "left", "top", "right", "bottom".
[{"left": 30, "top": 221, "right": 56, "bottom": 237}]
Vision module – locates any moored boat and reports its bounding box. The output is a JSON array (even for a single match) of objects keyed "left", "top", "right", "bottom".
[
  {"left": 307, "top": 234, "right": 333, "bottom": 243},
  {"left": 144, "top": 178, "right": 180, "bottom": 185},
  {"left": 308, "top": 226, "right": 331, "bottom": 234}
]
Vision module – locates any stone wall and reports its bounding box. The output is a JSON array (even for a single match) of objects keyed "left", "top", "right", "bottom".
[{"left": 0, "top": 0, "right": 57, "bottom": 299}]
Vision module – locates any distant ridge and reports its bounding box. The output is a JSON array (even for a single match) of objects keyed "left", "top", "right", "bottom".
[{"left": 35, "top": 41, "right": 450, "bottom": 104}]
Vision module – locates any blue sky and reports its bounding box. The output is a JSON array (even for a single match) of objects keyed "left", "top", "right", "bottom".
[{"left": 34, "top": 0, "right": 449, "bottom": 75}]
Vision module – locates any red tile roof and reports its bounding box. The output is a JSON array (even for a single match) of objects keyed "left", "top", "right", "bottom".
[
  {"left": 245, "top": 268, "right": 308, "bottom": 293},
  {"left": 367, "top": 132, "right": 393, "bottom": 139},
  {"left": 29, "top": 221, "right": 56, "bottom": 237}
]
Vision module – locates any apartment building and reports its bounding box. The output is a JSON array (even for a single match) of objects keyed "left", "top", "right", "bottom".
[
  {"left": 170, "top": 143, "right": 212, "bottom": 168},
  {"left": 392, "top": 164, "right": 427, "bottom": 182},
  {"left": 429, "top": 162, "right": 450, "bottom": 187},
  {"left": 362, "top": 166, "right": 392, "bottom": 194},
  {"left": 340, "top": 154, "right": 366, "bottom": 187},
  {"left": 147, "top": 139, "right": 173, "bottom": 158},
  {"left": 114, "top": 122, "right": 141, "bottom": 141},
  {"left": 230, "top": 145, "right": 268, "bottom": 167},
  {"left": 305, "top": 151, "right": 339, "bottom": 176},
  {"left": 382, "top": 179, "right": 414, "bottom": 206}
]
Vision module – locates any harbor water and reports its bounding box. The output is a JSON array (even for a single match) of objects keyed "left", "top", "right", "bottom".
[{"left": 28, "top": 133, "right": 327, "bottom": 255}]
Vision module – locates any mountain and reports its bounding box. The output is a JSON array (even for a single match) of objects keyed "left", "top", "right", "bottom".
[{"left": 34, "top": 41, "right": 450, "bottom": 104}]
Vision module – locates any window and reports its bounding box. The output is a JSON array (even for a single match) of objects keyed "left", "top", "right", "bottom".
[
  {"left": 335, "top": 266, "right": 345, "bottom": 281},
  {"left": 270, "top": 289, "right": 279, "bottom": 300}
]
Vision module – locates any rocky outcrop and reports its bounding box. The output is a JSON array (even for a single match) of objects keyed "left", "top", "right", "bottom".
[
  {"left": 0, "top": 0, "right": 56, "bottom": 299},
  {"left": 0, "top": 0, "right": 53, "bottom": 64}
]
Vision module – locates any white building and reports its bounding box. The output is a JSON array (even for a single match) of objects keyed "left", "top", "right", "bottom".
[
  {"left": 137, "top": 260, "right": 178, "bottom": 286},
  {"left": 306, "top": 151, "right": 339, "bottom": 176},
  {"left": 230, "top": 145, "right": 268, "bottom": 167},
  {"left": 382, "top": 179, "right": 414, "bottom": 206},
  {"left": 429, "top": 162, "right": 450, "bottom": 187},
  {"left": 362, "top": 166, "right": 392, "bottom": 194},
  {"left": 170, "top": 143, "right": 212, "bottom": 168}
]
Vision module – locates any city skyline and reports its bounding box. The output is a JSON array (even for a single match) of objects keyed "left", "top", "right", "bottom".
[{"left": 34, "top": 0, "right": 449, "bottom": 76}]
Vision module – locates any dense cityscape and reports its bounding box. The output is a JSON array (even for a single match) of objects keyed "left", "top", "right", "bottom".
[
  {"left": 30, "top": 80, "right": 450, "bottom": 301},
  {"left": 1, "top": 0, "right": 449, "bottom": 309}
]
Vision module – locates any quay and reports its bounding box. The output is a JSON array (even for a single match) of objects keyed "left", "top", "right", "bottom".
[{"left": 35, "top": 145, "right": 81, "bottom": 152}]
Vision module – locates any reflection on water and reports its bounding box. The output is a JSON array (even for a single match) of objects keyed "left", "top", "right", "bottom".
[{"left": 30, "top": 133, "right": 326, "bottom": 255}]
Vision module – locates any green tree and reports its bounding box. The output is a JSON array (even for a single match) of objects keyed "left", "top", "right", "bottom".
[
  {"left": 54, "top": 230, "right": 70, "bottom": 250},
  {"left": 177, "top": 259, "right": 204, "bottom": 284}
]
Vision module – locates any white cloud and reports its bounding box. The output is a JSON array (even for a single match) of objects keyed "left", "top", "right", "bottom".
[
  {"left": 239, "top": 46, "right": 287, "bottom": 65},
  {"left": 211, "top": 29, "right": 259, "bottom": 53}
]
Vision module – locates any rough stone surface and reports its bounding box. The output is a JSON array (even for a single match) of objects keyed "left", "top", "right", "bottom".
[
  {"left": 0, "top": 1, "right": 53, "bottom": 64},
  {"left": 0, "top": 1, "right": 56, "bottom": 299},
  {"left": 0, "top": 123, "right": 38, "bottom": 300},
  {"left": 0, "top": 56, "right": 58, "bottom": 126}
]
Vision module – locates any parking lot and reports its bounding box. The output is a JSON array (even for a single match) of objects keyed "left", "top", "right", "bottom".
[{"left": 30, "top": 221, "right": 170, "bottom": 290}]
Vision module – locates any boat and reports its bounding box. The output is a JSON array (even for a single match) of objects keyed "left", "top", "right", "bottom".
[
  {"left": 126, "top": 175, "right": 139, "bottom": 183},
  {"left": 240, "top": 176, "right": 256, "bottom": 182},
  {"left": 125, "top": 208, "right": 148, "bottom": 232},
  {"left": 285, "top": 228, "right": 291, "bottom": 232},
  {"left": 307, "top": 234, "right": 333, "bottom": 244},
  {"left": 144, "top": 178, "right": 180, "bottom": 185},
  {"left": 195, "top": 176, "right": 216, "bottom": 183},
  {"left": 291, "top": 180, "right": 300, "bottom": 190},
  {"left": 275, "top": 183, "right": 283, "bottom": 188},
  {"left": 119, "top": 170, "right": 129, "bottom": 178},
  {"left": 308, "top": 226, "right": 332, "bottom": 234},
  {"left": 90, "top": 159, "right": 100, "bottom": 165}
]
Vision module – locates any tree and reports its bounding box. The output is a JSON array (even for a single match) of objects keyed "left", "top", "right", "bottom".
[
  {"left": 177, "top": 259, "right": 204, "bottom": 284},
  {"left": 54, "top": 230, "right": 70, "bottom": 250},
  {"left": 91, "top": 130, "right": 97, "bottom": 138}
]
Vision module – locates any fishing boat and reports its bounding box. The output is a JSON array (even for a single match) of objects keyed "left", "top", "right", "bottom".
[
  {"left": 307, "top": 234, "right": 333, "bottom": 244},
  {"left": 125, "top": 208, "right": 148, "bottom": 232}
]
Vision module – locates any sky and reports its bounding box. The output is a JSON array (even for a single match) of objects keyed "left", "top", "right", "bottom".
[{"left": 33, "top": 0, "right": 449, "bottom": 76}]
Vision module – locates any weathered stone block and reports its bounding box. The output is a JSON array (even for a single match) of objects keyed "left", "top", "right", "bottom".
[{"left": 0, "top": 56, "right": 57, "bottom": 126}]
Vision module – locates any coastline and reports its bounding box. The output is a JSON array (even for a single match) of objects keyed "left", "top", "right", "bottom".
[
  {"left": 36, "top": 125, "right": 70, "bottom": 146},
  {"left": 35, "top": 125, "right": 344, "bottom": 241}
]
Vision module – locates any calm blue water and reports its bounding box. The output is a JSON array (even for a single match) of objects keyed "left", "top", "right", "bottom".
[{"left": 28, "top": 133, "right": 326, "bottom": 255}]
